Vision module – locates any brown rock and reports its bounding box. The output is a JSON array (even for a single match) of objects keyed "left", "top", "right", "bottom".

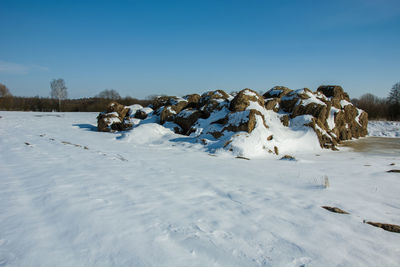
[
  {"left": 296, "top": 88, "right": 313, "bottom": 99},
  {"left": 110, "top": 121, "right": 133, "bottom": 131},
  {"left": 343, "top": 104, "right": 358, "bottom": 122},
  {"left": 344, "top": 106, "right": 368, "bottom": 139},
  {"left": 183, "top": 94, "right": 201, "bottom": 108},
  {"left": 230, "top": 88, "right": 264, "bottom": 112},
  {"left": 265, "top": 98, "right": 280, "bottom": 112},
  {"left": 280, "top": 115, "right": 289, "bottom": 127},
  {"left": 366, "top": 221, "right": 400, "bottom": 233},
  {"left": 283, "top": 86, "right": 369, "bottom": 149},
  {"left": 291, "top": 101, "right": 329, "bottom": 129},
  {"left": 134, "top": 110, "right": 148, "bottom": 120},
  {"left": 317, "top": 85, "right": 350, "bottom": 109},
  {"left": 151, "top": 96, "right": 177, "bottom": 111},
  {"left": 97, "top": 113, "right": 128, "bottom": 132},
  {"left": 334, "top": 126, "right": 352, "bottom": 141},
  {"left": 280, "top": 155, "right": 295, "bottom": 161},
  {"left": 172, "top": 100, "right": 189, "bottom": 113},
  {"left": 280, "top": 96, "right": 298, "bottom": 113},
  {"left": 173, "top": 126, "right": 182, "bottom": 134},
  {"left": 280, "top": 88, "right": 315, "bottom": 113},
  {"left": 97, "top": 102, "right": 134, "bottom": 132},
  {"left": 106, "top": 102, "right": 130, "bottom": 120},
  {"left": 306, "top": 118, "right": 338, "bottom": 149},
  {"left": 321, "top": 206, "right": 349, "bottom": 214},
  {"left": 151, "top": 96, "right": 189, "bottom": 116},
  {"left": 358, "top": 111, "right": 368, "bottom": 134},
  {"left": 332, "top": 105, "right": 368, "bottom": 142},
  {"left": 199, "top": 90, "right": 230, "bottom": 105},
  {"left": 174, "top": 109, "right": 203, "bottom": 134},
  {"left": 223, "top": 109, "right": 268, "bottom": 134},
  {"left": 157, "top": 96, "right": 191, "bottom": 124},
  {"left": 263, "top": 86, "right": 292, "bottom": 99},
  {"left": 317, "top": 85, "right": 349, "bottom": 101},
  {"left": 236, "top": 156, "right": 250, "bottom": 160},
  {"left": 210, "top": 131, "right": 224, "bottom": 139},
  {"left": 160, "top": 106, "right": 177, "bottom": 124},
  {"left": 199, "top": 90, "right": 231, "bottom": 117},
  {"left": 223, "top": 140, "right": 232, "bottom": 147}
]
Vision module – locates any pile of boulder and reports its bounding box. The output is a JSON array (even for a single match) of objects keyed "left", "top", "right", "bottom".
[
  {"left": 263, "top": 85, "right": 368, "bottom": 149},
  {"left": 97, "top": 85, "right": 368, "bottom": 153}
]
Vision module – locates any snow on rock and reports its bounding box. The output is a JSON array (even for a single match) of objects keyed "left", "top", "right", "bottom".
[
  {"left": 230, "top": 89, "right": 265, "bottom": 112},
  {"left": 127, "top": 104, "right": 145, "bottom": 114},
  {"left": 97, "top": 102, "right": 132, "bottom": 132},
  {"left": 97, "top": 86, "right": 368, "bottom": 158}
]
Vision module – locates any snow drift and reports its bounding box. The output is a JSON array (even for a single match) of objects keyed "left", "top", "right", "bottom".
[{"left": 97, "top": 86, "right": 368, "bottom": 158}]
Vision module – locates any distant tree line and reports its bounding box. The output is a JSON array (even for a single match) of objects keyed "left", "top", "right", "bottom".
[
  {"left": 0, "top": 81, "right": 151, "bottom": 112},
  {"left": 1, "top": 80, "right": 399, "bottom": 120},
  {"left": 351, "top": 94, "right": 389, "bottom": 120},
  {"left": 351, "top": 82, "right": 400, "bottom": 120},
  {"left": 0, "top": 96, "right": 151, "bottom": 112}
]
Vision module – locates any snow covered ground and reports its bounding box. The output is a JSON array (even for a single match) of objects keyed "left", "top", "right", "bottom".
[
  {"left": 0, "top": 112, "right": 400, "bottom": 267},
  {"left": 368, "top": 121, "right": 400, "bottom": 137}
]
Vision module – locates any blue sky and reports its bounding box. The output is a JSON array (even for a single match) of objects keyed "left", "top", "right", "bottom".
[{"left": 0, "top": 0, "right": 399, "bottom": 99}]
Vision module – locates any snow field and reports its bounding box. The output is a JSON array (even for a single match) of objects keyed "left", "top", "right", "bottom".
[
  {"left": 0, "top": 112, "right": 400, "bottom": 266},
  {"left": 368, "top": 121, "right": 400, "bottom": 137}
]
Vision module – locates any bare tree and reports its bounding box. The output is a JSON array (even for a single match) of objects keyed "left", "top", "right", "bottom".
[
  {"left": 359, "top": 93, "right": 378, "bottom": 104},
  {"left": 50, "top": 78, "right": 67, "bottom": 111},
  {"left": 96, "top": 89, "right": 121, "bottom": 100},
  {"left": 0, "top": 83, "right": 12, "bottom": 97}
]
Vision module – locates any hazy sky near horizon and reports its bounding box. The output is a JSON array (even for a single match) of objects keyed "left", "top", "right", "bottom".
[{"left": 0, "top": 0, "right": 399, "bottom": 99}]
